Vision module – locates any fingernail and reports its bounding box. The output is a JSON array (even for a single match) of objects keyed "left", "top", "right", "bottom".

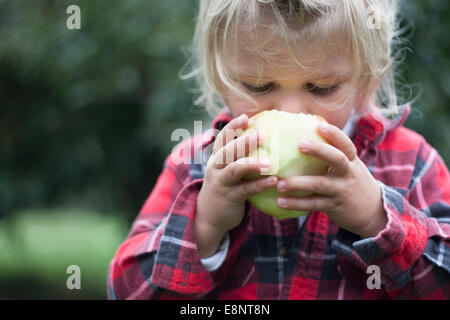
[
  {"left": 259, "top": 158, "right": 270, "bottom": 167},
  {"left": 277, "top": 181, "right": 287, "bottom": 192},
  {"left": 260, "top": 166, "right": 271, "bottom": 175},
  {"left": 298, "top": 139, "right": 310, "bottom": 150},
  {"left": 238, "top": 114, "right": 247, "bottom": 125},
  {"left": 265, "top": 176, "right": 277, "bottom": 185},
  {"left": 319, "top": 122, "right": 329, "bottom": 132},
  {"left": 278, "top": 198, "right": 287, "bottom": 207}
]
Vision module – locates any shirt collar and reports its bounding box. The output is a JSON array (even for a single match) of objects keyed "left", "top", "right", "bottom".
[{"left": 354, "top": 104, "right": 410, "bottom": 145}]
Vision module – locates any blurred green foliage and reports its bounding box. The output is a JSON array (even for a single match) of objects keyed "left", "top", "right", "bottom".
[
  {"left": 0, "top": 0, "right": 449, "bottom": 299},
  {"left": 400, "top": 0, "right": 450, "bottom": 164},
  {"left": 0, "top": 209, "right": 127, "bottom": 299},
  {"left": 0, "top": 0, "right": 206, "bottom": 220}
]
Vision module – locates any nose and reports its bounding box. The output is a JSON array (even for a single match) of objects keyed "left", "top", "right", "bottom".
[{"left": 274, "top": 92, "right": 309, "bottom": 114}]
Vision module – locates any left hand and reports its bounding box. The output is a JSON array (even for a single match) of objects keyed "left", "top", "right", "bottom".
[{"left": 276, "top": 121, "right": 387, "bottom": 238}]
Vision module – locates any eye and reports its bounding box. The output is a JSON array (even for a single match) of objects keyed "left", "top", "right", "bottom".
[
  {"left": 305, "top": 83, "right": 341, "bottom": 96},
  {"left": 242, "top": 82, "right": 275, "bottom": 95}
]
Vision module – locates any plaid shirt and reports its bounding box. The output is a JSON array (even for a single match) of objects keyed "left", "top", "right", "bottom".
[{"left": 107, "top": 106, "right": 450, "bottom": 300}]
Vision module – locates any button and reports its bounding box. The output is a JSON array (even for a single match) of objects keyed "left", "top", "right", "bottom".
[{"left": 279, "top": 246, "right": 287, "bottom": 257}]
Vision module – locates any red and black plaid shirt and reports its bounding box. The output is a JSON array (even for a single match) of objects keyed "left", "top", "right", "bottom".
[{"left": 107, "top": 106, "right": 450, "bottom": 299}]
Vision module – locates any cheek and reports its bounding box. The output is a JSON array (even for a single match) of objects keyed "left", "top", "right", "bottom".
[
  {"left": 330, "top": 116, "right": 351, "bottom": 130},
  {"left": 317, "top": 113, "right": 348, "bottom": 129},
  {"left": 223, "top": 93, "right": 265, "bottom": 118},
  {"left": 311, "top": 98, "right": 357, "bottom": 129},
  {"left": 331, "top": 92, "right": 359, "bottom": 128}
]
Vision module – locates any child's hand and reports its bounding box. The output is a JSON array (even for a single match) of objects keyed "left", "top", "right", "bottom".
[
  {"left": 195, "top": 114, "right": 278, "bottom": 258},
  {"left": 276, "top": 122, "right": 387, "bottom": 239}
]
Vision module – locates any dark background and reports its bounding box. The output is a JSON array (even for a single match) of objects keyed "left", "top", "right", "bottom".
[{"left": 0, "top": 0, "right": 449, "bottom": 299}]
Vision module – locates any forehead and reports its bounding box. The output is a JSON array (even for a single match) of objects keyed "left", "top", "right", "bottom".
[
  {"left": 235, "top": 36, "right": 353, "bottom": 81},
  {"left": 230, "top": 21, "right": 354, "bottom": 81}
]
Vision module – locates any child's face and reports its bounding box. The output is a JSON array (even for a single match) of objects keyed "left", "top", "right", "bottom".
[{"left": 221, "top": 37, "right": 363, "bottom": 129}]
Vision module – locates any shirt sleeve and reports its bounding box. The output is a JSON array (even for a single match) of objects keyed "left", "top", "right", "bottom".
[
  {"left": 333, "top": 139, "right": 450, "bottom": 299},
  {"left": 200, "top": 232, "right": 230, "bottom": 271},
  {"left": 107, "top": 137, "right": 250, "bottom": 300}
]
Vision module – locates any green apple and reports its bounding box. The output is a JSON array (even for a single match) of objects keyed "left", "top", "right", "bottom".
[{"left": 239, "top": 110, "right": 330, "bottom": 220}]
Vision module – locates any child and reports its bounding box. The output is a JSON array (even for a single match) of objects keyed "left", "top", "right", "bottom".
[{"left": 107, "top": 0, "right": 450, "bottom": 299}]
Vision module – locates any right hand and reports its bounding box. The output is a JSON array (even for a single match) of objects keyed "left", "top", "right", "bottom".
[{"left": 194, "top": 114, "right": 279, "bottom": 258}]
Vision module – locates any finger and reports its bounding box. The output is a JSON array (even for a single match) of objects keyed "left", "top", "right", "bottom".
[
  {"left": 231, "top": 175, "right": 278, "bottom": 200},
  {"left": 212, "top": 114, "right": 248, "bottom": 155},
  {"left": 217, "top": 157, "right": 271, "bottom": 186},
  {"left": 277, "top": 195, "right": 331, "bottom": 212},
  {"left": 317, "top": 122, "right": 357, "bottom": 161},
  {"left": 276, "top": 175, "right": 338, "bottom": 196},
  {"left": 213, "top": 130, "right": 264, "bottom": 169},
  {"left": 298, "top": 139, "right": 350, "bottom": 175}
]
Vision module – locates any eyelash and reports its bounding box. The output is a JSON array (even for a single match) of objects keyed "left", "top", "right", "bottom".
[
  {"left": 242, "top": 82, "right": 341, "bottom": 96},
  {"left": 305, "top": 83, "right": 341, "bottom": 96},
  {"left": 242, "top": 82, "right": 274, "bottom": 95}
]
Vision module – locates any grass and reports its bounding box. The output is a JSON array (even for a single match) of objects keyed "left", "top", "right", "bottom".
[{"left": 0, "top": 208, "right": 129, "bottom": 299}]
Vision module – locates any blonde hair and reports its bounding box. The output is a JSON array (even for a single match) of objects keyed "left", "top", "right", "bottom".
[{"left": 181, "top": 0, "right": 406, "bottom": 118}]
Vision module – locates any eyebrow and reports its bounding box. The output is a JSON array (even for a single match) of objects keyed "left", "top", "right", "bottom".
[
  {"left": 312, "top": 74, "right": 352, "bottom": 83},
  {"left": 238, "top": 70, "right": 352, "bottom": 83}
]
